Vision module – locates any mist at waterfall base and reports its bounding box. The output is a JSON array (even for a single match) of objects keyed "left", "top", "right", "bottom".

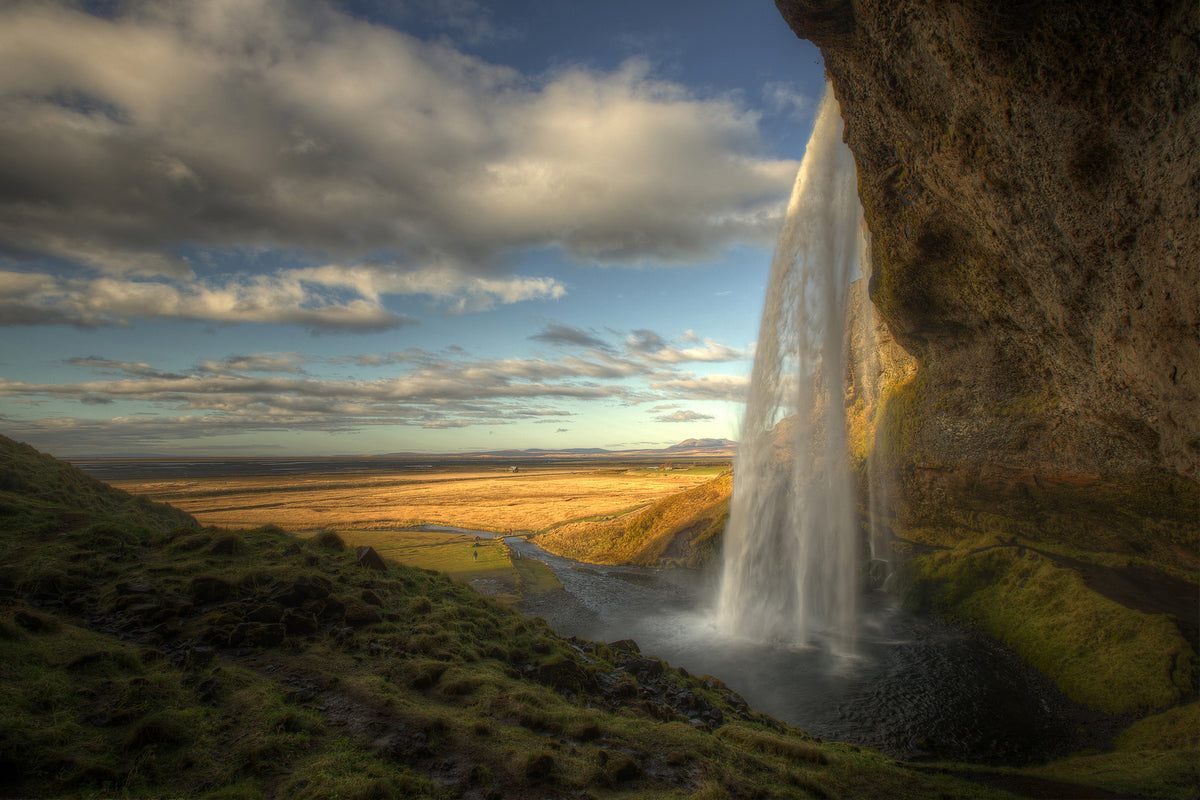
[
  {"left": 513, "top": 537, "right": 1099, "bottom": 765},
  {"left": 516, "top": 87, "right": 1104, "bottom": 765}
]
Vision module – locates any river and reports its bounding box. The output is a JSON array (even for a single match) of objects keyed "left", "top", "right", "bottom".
[{"left": 503, "top": 536, "right": 1106, "bottom": 766}]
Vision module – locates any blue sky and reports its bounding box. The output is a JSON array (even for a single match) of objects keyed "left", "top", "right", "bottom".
[{"left": 0, "top": 0, "right": 827, "bottom": 456}]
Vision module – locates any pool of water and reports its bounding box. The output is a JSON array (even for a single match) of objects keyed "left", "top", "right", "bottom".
[{"left": 506, "top": 537, "right": 1106, "bottom": 765}]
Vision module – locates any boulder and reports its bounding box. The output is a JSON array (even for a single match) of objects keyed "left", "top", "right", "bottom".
[{"left": 356, "top": 546, "right": 388, "bottom": 571}]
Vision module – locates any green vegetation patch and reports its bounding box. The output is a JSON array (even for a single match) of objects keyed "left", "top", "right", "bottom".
[
  {"left": 896, "top": 539, "right": 1198, "bottom": 714},
  {"left": 331, "top": 529, "right": 561, "bottom": 604},
  {"left": 1028, "top": 702, "right": 1200, "bottom": 800},
  {"left": 1116, "top": 701, "right": 1200, "bottom": 752}
]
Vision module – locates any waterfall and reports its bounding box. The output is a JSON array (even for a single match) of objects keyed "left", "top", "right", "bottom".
[{"left": 716, "top": 85, "right": 863, "bottom": 652}]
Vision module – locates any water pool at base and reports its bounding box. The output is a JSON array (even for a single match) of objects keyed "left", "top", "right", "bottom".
[{"left": 506, "top": 537, "right": 1106, "bottom": 766}]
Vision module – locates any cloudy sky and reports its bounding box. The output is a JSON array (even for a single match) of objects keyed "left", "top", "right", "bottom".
[{"left": 0, "top": 0, "right": 829, "bottom": 456}]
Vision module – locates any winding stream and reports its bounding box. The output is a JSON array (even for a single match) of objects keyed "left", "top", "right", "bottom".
[{"left": 504, "top": 536, "right": 1105, "bottom": 766}]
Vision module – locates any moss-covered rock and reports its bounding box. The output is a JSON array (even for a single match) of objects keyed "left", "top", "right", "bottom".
[{"left": 895, "top": 538, "right": 1197, "bottom": 714}]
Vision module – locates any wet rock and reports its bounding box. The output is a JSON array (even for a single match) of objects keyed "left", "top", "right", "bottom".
[
  {"left": 620, "top": 655, "right": 664, "bottom": 679},
  {"left": 609, "top": 638, "right": 640, "bottom": 655},
  {"left": 227, "top": 622, "right": 251, "bottom": 646},
  {"left": 125, "top": 602, "right": 169, "bottom": 622},
  {"left": 535, "top": 654, "right": 593, "bottom": 693},
  {"left": 201, "top": 624, "right": 232, "bottom": 645},
  {"left": 596, "top": 670, "right": 638, "bottom": 699},
  {"left": 724, "top": 691, "right": 749, "bottom": 709}
]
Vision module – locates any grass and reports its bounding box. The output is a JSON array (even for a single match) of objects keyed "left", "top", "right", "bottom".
[
  {"left": 0, "top": 433, "right": 1053, "bottom": 800},
  {"left": 8, "top": 435, "right": 1198, "bottom": 797},
  {"left": 895, "top": 535, "right": 1198, "bottom": 714},
  {"left": 109, "top": 464, "right": 724, "bottom": 534},
  {"left": 1019, "top": 706, "right": 1200, "bottom": 800},
  {"left": 326, "top": 529, "right": 562, "bottom": 605},
  {"left": 535, "top": 472, "right": 732, "bottom": 567}
]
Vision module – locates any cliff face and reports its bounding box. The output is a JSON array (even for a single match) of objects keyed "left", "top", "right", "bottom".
[{"left": 778, "top": 0, "right": 1199, "bottom": 549}]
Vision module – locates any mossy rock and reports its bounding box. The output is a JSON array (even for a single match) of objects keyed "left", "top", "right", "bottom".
[{"left": 896, "top": 542, "right": 1198, "bottom": 714}]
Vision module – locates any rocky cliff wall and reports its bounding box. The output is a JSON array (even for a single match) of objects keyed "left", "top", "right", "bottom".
[{"left": 779, "top": 0, "right": 1199, "bottom": 559}]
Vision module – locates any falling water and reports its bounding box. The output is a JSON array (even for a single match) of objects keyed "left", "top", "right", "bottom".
[{"left": 716, "top": 86, "right": 864, "bottom": 652}]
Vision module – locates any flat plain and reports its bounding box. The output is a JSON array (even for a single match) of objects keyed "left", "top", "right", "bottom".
[
  {"left": 107, "top": 461, "right": 727, "bottom": 533},
  {"left": 101, "top": 460, "right": 728, "bottom": 597}
]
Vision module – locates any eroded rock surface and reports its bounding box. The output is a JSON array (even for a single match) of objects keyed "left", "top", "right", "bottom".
[{"left": 779, "top": 0, "right": 1199, "bottom": 549}]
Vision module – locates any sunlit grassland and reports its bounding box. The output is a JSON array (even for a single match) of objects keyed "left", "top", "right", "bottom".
[
  {"left": 536, "top": 472, "right": 732, "bottom": 568},
  {"left": 111, "top": 464, "right": 722, "bottom": 534},
  {"left": 326, "top": 529, "right": 562, "bottom": 606}
]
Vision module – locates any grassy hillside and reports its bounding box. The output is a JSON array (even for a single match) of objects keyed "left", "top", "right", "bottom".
[
  {"left": 1, "top": 437, "right": 1027, "bottom": 799},
  {"left": 534, "top": 472, "right": 731, "bottom": 568},
  {"left": 0, "top": 435, "right": 195, "bottom": 535}
]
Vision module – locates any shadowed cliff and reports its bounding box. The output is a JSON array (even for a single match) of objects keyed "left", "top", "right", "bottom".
[
  {"left": 776, "top": 0, "right": 1200, "bottom": 767},
  {"left": 778, "top": 0, "right": 1199, "bottom": 557}
]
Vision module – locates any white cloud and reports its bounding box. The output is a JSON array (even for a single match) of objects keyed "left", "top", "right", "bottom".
[
  {"left": 294, "top": 264, "right": 565, "bottom": 313},
  {"left": 650, "top": 373, "right": 750, "bottom": 402},
  {"left": 763, "top": 82, "right": 814, "bottom": 119},
  {"left": 199, "top": 353, "right": 307, "bottom": 375},
  {"left": 621, "top": 327, "right": 747, "bottom": 364},
  {"left": 655, "top": 409, "right": 715, "bottom": 423},
  {"left": 0, "top": 0, "right": 796, "bottom": 280},
  {"left": 0, "top": 265, "right": 563, "bottom": 330}
]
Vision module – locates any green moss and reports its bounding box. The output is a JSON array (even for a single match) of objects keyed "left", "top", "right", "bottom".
[
  {"left": 897, "top": 541, "right": 1197, "bottom": 713},
  {"left": 1031, "top": 747, "right": 1200, "bottom": 800},
  {"left": 876, "top": 371, "right": 926, "bottom": 457},
  {"left": 1115, "top": 702, "right": 1200, "bottom": 752}
]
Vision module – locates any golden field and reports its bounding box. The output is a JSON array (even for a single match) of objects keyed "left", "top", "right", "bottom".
[{"left": 110, "top": 463, "right": 726, "bottom": 533}]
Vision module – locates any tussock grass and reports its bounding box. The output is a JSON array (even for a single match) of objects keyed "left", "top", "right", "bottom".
[{"left": 718, "top": 724, "right": 830, "bottom": 765}]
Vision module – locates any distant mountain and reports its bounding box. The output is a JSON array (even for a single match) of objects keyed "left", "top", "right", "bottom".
[
  {"left": 374, "top": 439, "right": 737, "bottom": 460},
  {"left": 666, "top": 438, "right": 737, "bottom": 451}
]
